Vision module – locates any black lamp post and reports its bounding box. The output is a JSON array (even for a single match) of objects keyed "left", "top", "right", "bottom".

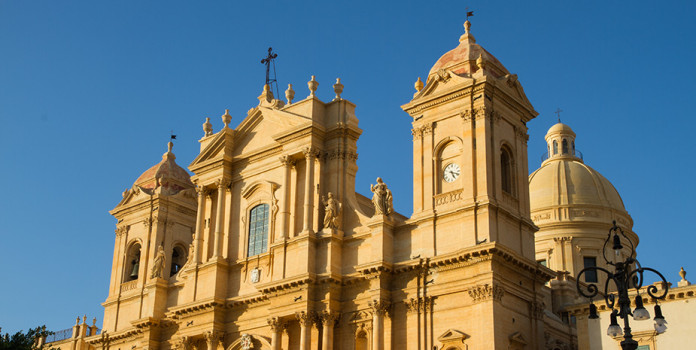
[{"left": 576, "top": 221, "right": 669, "bottom": 350}]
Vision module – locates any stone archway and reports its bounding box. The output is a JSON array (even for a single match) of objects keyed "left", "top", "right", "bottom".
[{"left": 226, "top": 333, "right": 272, "bottom": 350}]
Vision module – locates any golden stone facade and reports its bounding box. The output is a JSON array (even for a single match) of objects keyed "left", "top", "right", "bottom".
[{"left": 44, "top": 22, "right": 626, "bottom": 350}]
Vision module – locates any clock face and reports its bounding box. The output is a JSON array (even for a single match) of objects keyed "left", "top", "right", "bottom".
[{"left": 443, "top": 163, "right": 460, "bottom": 183}]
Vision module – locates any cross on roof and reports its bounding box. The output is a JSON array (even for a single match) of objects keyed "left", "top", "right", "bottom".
[{"left": 554, "top": 108, "right": 563, "bottom": 123}]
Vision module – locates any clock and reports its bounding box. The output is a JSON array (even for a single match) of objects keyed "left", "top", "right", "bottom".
[{"left": 443, "top": 163, "right": 460, "bottom": 182}]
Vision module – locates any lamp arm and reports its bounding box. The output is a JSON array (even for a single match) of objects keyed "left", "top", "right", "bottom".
[
  {"left": 576, "top": 266, "right": 614, "bottom": 300},
  {"left": 627, "top": 267, "right": 669, "bottom": 300}
]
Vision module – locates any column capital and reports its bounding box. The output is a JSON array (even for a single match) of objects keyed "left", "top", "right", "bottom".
[
  {"left": 279, "top": 155, "right": 296, "bottom": 167},
  {"left": 319, "top": 311, "right": 340, "bottom": 326},
  {"left": 295, "top": 311, "right": 315, "bottom": 327},
  {"left": 368, "top": 299, "right": 391, "bottom": 316},
  {"left": 267, "top": 317, "right": 287, "bottom": 331},
  {"left": 302, "top": 146, "right": 321, "bottom": 159},
  {"left": 215, "top": 178, "right": 231, "bottom": 190}
]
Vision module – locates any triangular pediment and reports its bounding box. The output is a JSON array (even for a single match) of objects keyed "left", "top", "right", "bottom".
[
  {"left": 437, "top": 329, "right": 469, "bottom": 343},
  {"left": 188, "top": 129, "right": 232, "bottom": 170},
  {"left": 509, "top": 331, "right": 527, "bottom": 345},
  {"left": 233, "top": 106, "right": 310, "bottom": 157}
]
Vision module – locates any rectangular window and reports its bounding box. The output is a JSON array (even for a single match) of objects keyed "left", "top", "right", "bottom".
[
  {"left": 583, "top": 257, "right": 598, "bottom": 283},
  {"left": 248, "top": 204, "right": 270, "bottom": 256},
  {"left": 636, "top": 346, "right": 650, "bottom": 350}
]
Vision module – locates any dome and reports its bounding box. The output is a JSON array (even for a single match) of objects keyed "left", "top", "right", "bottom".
[
  {"left": 427, "top": 21, "right": 510, "bottom": 82},
  {"left": 546, "top": 122, "right": 575, "bottom": 136},
  {"left": 133, "top": 142, "right": 194, "bottom": 194},
  {"left": 529, "top": 160, "right": 626, "bottom": 211}
]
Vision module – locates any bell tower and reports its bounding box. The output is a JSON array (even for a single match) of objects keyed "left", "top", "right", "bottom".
[{"left": 402, "top": 20, "right": 538, "bottom": 259}]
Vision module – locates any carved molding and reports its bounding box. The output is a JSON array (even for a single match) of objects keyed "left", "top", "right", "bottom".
[
  {"left": 467, "top": 283, "right": 505, "bottom": 303},
  {"left": 434, "top": 189, "right": 463, "bottom": 206},
  {"left": 302, "top": 147, "right": 321, "bottom": 159}
]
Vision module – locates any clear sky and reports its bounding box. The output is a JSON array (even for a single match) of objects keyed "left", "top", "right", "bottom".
[{"left": 1, "top": 0, "right": 694, "bottom": 334}]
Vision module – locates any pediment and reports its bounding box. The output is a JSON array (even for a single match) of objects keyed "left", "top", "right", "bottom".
[
  {"left": 188, "top": 129, "right": 232, "bottom": 170},
  {"left": 241, "top": 180, "right": 279, "bottom": 199},
  {"left": 509, "top": 331, "right": 527, "bottom": 345},
  {"left": 412, "top": 70, "right": 474, "bottom": 102},
  {"left": 111, "top": 185, "right": 150, "bottom": 211},
  {"left": 232, "top": 106, "right": 310, "bottom": 158},
  {"left": 438, "top": 329, "right": 469, "bottom": 343}
]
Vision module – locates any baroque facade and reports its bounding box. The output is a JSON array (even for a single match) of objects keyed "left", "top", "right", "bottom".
[{"left": 45, "top": 21, "right": 668, "bottom": 350}]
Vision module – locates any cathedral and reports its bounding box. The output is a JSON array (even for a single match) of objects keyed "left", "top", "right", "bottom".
[{"left": 43, "top": 20, "right": 667, "bottom": 350}]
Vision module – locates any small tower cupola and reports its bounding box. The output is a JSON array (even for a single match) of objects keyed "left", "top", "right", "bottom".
[{"left": 543, "top": 122, "right": 581, "bottom": 164}]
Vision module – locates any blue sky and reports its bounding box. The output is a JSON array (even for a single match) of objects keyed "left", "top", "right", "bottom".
[{"left": 1, "top": 0, "right": 694, "bottom": 334}]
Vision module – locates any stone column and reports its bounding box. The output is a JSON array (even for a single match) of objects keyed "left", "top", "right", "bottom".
[
  {"left": 296, "top": 311, "right": 313, "bottom": 350},
  {"left": 193, "top": 185, "right": 206, "bottom": 264},
  {"left": 369, "top": 300, "right": 389, "bottom": 350},
  {"left": 213, "top": 179, "right": 227, "bottom": 258},
  {"left": 279, "top": 156, "right": 295, "bottom": 240},
  {"left": 268, "top": 317, "right": 286, "bottom": 350},
  {"left": 320, "top": 311, "right": 339, "bottom": 350},
  {"left": 302, "top": 148, "right": 316, "bottom": 234},
  {"left": 204, "top": 331, "right": 221, "bottom": 350}
]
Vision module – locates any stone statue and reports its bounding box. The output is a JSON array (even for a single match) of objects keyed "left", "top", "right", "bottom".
[
  {"left": 186, "top": 233, "right": 195, "bottom": 264},
  {"left": 322, "top": 192, "right": 341, "bottom": 229},
  {"left": 150, "top": 245, "right": 166, "bottom": 278},
  {"left": 370, "top": 177, "right": 393, "bottom": 216}
]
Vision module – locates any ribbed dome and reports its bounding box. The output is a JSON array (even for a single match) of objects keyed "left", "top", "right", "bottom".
[
  {"left": 529, "top": 160, "right": 626, "bottom": 211},
  {"left": 427, "top": 21, "right": 510, "bottom": 82},
  {"left": 133, "top": 142, "right": 194, "bottom": 194}
]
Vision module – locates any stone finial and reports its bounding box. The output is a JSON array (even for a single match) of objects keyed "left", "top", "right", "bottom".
[
  {"left": 82, "top": 315, "right": 87, "bottom": 324},
  {"left": 203, "top": 117, "right": 213, "bottom": 136},
  {"left": 333, "top": 78, "right": 344, "bottom": 101},
  {"left": 258, "top": 83, "right": 274, "bottom": 104},
  {"left": 92, "top": 318, "right": 97, "bottom": 326},
  {"left": 476, "top": 54, "right": 485, "bottom": 70},
  {"left": 285, "top": 84, "right": 295, "bottom": 104},
  {"left": 76, "top": 317, "right": 80, "bottom": 325},
  {"left": 167, "top": 141, "right": 173, "bottom": 153},
  {"left": 678, "top": 266, "right": 691, "bottom": 287},
  {"left": 308, "top": 75, "right": 318, "bottom": 98},
  {"left": 414, "top": 77, "right": 424, "bottom": 92},
  {"left": 222, "top": 109, "right": 231, "bottom": 128},
  {"left": 459, "top": 20, "right": 476, "bottom": 43}
]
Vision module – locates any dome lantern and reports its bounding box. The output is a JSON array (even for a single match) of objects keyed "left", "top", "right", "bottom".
[{"left": 543, "top": 122, "right": 581, "bottom": 165}]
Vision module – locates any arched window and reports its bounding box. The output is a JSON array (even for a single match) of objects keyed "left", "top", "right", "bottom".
[
  {"left": 501, "top": 147, "right": 514, "bottom": 195},
  {"left": 170, "top": 245, "right": 186, "bottom": 276},
  {"left": 562, "top": 139, "right": 569, "bottom": 154},
  {"left": 355, "top": 331, "right": 368, "bottom": 350},
  {"left": 248, "top": 204, "right": 270, "bottom": 257},
  {"left": 125, "top": 243, "right": 141, "bottom": 282},
  {"left": 552, "top": 140, "right": 558, "bottom": 155},
  {"left": 572, "top": 140, "right": 576, "bottom": 154}
]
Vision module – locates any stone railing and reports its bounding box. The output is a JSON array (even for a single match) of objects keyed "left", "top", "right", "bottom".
[
  {"left": 434, "top": 189, "right": 463, "bottom": 206},
  {"left": 120, "top": 280, "right": 138, "bottom": 293}
]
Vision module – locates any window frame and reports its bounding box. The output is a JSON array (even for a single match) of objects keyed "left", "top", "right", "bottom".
[{"left": 247, "top": 203, "right": 270, "bottom": 257}]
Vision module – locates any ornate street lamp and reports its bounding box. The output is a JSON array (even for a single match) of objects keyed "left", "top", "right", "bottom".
[{"left": 576, "top": 221, "right": 669, "bottom": 350}]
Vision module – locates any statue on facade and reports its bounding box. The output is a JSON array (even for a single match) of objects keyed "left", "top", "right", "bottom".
[
  {"left": 322, "top": 192, "right": 341, "bottom": 230},
  {"left": 370, "top": 177, "right": 393, "bottom": 216},
  {"left": 150, "top": 244, "right": 166, "bottom": 278}
]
